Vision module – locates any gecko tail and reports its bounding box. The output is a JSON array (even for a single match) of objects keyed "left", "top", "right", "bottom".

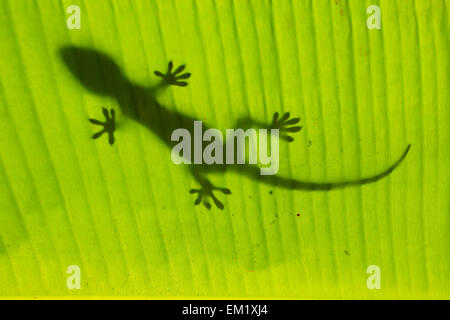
[{"left": 257, "top": 144, "right": 411, "bottom": 191}]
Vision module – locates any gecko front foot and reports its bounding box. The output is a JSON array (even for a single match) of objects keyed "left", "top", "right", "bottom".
[
  {"left": 154, "top": 61, "right": 191, "bottom": 87},
  {"left": 89, "top": 107, "right": 116, "bottom": 145},
  {"left": 190, "top": 182, "right": 231, "bottom": 210},
  {"left": 270, "top": 112, "right": 302, "bottom": 142}
]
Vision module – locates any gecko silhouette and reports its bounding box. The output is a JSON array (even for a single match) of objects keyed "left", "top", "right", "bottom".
[{"left": 60, "top": 46, "right": 410, "bottom": 209}]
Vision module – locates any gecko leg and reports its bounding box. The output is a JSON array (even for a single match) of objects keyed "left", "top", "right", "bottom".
[
  {"left": 89, "top": 107, "right": 116, "bottom": 145},
  {"left": 235, "top": 111, "right": 302, "bottom": 142},
  {"left": 190, "top": 170, "right": 231, "bottom": 210},
  {"left": 154, "top": 61, "right": 191, "bottom": 87},
  {"left": 269, "top": 112, "right": 302, "bottom": 142}
]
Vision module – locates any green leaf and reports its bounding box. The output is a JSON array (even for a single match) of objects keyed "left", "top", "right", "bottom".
[{"left": 0, "top": 0, "right": 448, "bottom": 298}]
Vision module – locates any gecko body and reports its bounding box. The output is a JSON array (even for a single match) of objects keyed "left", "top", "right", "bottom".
[{"left": 61, "top": 46, "right": 410, "bottom": 209}]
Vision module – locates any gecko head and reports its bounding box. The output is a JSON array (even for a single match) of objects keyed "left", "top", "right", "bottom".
[{"left": 59, "top": 46, "right": 128, "bottom": 97}]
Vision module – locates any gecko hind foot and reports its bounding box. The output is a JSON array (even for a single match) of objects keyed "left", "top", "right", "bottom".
[
  {"left": 154, "top": 61, "right": 191, "bottom": 87},
  {"left": 89, "top": 107, "right": 116, "bottom": 145},
  {"left": 270, "top": 112, "right": 302, "bottom": 142},
  {"left": 190, "top": 183, "right": 231, "bottom": 210}
]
